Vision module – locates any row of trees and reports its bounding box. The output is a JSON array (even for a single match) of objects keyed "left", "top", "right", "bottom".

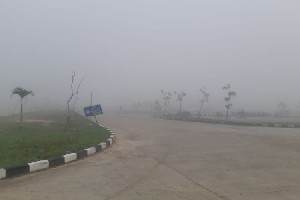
[
  {"left": 156, "top": 84, "right": 237, "bottom": 120},
  {"left": 159, "top": 90, "right": 188, "bottom": 115}
]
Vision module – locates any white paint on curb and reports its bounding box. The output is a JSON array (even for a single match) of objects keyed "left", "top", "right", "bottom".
[
  {"left": 0, "top": 126, "right": 115, "bottom": 179},
  {"left": 110, "top": 135, "right": 115, "bottom": 141},
  {"left": 28, "top": 160, "right": 49, "bottom": 172},
  {"left": 85, "top": 147, "right": 96, "bottom": 155},
  {"left": 107, "top": 138, "right": 113, "bottom": 145},
  {"left": 63, "top": 153, "right": 77, "bottom": 163},
  {"left": 100, "top": 142, "right": 106, "bottom": 150},
  {"left": 0, "top": 169, "right": 6, "bottom": 179}
]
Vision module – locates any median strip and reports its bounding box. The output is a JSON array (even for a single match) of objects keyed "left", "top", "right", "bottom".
[{"left": 0, "top": 126, "right": 116, "bottom": 180}]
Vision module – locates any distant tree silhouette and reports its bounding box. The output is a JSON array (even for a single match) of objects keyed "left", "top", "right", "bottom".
[
  {"left": 275, "top": 102, "right": 290, "bottom": 118},
  {"left": 65, "top": 72, "right": 85, "bottom": 131},
  {"left": 222, "top": 84, "right": 237, "bottom": 120},
  {"left": 199, "top": 87, "right": 209, "bottom": 117},
  {"left": 154, "top": 100, "right": 162, "bottom": 117},
  {"left": 11, "top": 87, "right": 34, "bottom": 123},
  {"left": 174, "top": 91, "right": 186, "bottom": 114},
  {"left": 161, "top": 90, "right": 172, "bottom": 115}
]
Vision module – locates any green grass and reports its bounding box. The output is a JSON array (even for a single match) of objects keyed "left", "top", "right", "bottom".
[{"left": 0, "top": 111, "right": 110, "bottom": 168}]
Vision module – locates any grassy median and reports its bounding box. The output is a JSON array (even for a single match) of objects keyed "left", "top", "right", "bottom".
[{"left": 0, "top": 111, "right": 110, "bottom": 168}]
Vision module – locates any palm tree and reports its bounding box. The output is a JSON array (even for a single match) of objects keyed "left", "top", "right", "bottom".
[{"left": 11, "top": 87, "right": 34, "bottom": 123}]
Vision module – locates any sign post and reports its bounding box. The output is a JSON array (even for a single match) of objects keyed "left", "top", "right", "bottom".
[{"left": 83, "top": 104, "right": 103, "bottom": 126}]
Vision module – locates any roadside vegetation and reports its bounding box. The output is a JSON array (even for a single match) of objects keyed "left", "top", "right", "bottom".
[
  {"left": 0, "top": 111, "right": 110, "bottom": 168},
  {"left": 129, "top": 84, "right": 300, "bottom": 125},
  {"left": 153, "top": 84, "right": 237, "bottom": 120}
]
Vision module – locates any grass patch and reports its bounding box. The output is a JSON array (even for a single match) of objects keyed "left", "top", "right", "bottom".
[{"left": 0, "top": 111, "right": 110, "bottom": 168}]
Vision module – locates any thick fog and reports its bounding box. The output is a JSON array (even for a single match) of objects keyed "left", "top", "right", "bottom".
[{"left": 1, "top": 0, "right": 300, "bottom": 116}]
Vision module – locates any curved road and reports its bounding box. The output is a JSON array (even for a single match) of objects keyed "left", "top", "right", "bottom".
[{"left": 1, "top": 114, "right": 300, "bottom": 200}]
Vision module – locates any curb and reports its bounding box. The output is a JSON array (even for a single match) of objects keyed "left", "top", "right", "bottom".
[
  {"left": 0, "top": 125, "right": 115, "bottom": 180},
  {"left": 155, "top": 116, "right": 300, "bottom": 129}
]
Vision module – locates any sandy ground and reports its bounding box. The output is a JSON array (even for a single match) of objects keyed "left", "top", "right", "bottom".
[{"left": 1, "top": 114, "right": 300, "bottom": 200}]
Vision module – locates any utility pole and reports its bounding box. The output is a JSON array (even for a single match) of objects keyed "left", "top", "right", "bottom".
[{"left": 90, "top": 92, "right": 93, "bottom": 120}]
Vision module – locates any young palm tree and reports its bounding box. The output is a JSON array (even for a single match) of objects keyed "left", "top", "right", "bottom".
[
  {"left": 222, "top": 84, "right": 237, "bottom": 121},
  {"left": 11, "top": 87, "right": 34, "bottom": 123}
]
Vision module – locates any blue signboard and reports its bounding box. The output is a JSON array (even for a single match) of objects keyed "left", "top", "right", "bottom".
[{"left": 84, "top": 104, "right": 103, "bottom": 117}]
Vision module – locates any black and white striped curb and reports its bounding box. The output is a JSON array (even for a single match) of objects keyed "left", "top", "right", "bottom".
[{"left": 0, "top": 126, "right": 115, "bottom": 180}]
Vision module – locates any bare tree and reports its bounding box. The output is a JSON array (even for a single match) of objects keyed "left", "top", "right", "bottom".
[
  {"left": 174, "top": 91, "right": 186, "bottom": 114},
  {"left": 199, "top": 86, "right": 209, "bottom": 117},
  {"left": 275, "top": 102, "right": 290, "bottom": 118},
  {"left": 161, "top": 90, "right": 172, "bottom": 115},
  {"left": 222, "top": 84, "right": 237, "bottom": 120},
  {"left": 154, "top": 100, "right": 162, "bottom": 117},
  {"left": 64, "top": 72, "right": 85, "bottom": 131}
]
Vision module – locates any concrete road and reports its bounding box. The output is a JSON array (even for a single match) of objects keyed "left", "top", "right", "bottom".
[{"left": 1, "top": 114, "right": 300, "bottom": 200}]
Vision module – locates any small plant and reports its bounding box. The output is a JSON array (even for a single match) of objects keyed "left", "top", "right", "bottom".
[
  {"left": 222, "top": 84, "right": 237, "bottom": 120},
  {"left": 11, "top": 87, "right": 34, "bottom": 123},
  {"left": 174, "top": 91, "right": 187, "bottom": 114},
  {"left": 199, "top": 87, "right": 209, "bottom": 117},
  {"left": 161, "top": 90, "right": 172, "bottom": 115}
]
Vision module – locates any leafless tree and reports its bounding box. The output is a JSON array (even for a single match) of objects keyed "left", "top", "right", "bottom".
[
  {"left": 161, "top": 90, "right": 172, "bottom": 115},
  {"left": 174, "top": 91, "right": 187, "bottom": 114},
  {"left": 199, "top": 86, "right": 209, "bottom": 117},
  {"left": 275, "top": 102, "right": 290, "bottom": 118},
  {"left": 64, "top": 72, "right": 85, "bottom": 131},
  {"left": 154, "top": 100, "right": 162, "bottom": 117}
]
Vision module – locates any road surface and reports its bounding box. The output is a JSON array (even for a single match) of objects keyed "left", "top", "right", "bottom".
[{"left": 1, "top": 114, "right": 300, "bottom": 200}]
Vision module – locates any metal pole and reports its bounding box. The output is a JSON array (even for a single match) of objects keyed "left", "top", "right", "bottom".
[{"left": 90, "top": 92, "right": 93, "bottom": 120}]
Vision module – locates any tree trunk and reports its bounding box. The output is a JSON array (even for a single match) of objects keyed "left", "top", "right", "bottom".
[
  {"left": 64, "top": 103, "right": 71, "bottom": 131},
  {"left": 20, "top": 98, "right": 23, "bottom": 123},
  {"left": 226, "top": 108, "right": 229, "bottom": 121},
  {"left": 179, "top": 100, "right": 182, "bottom": 114},
  {"left": 199, "top": 102, "right": 203, "bottom": 117}
]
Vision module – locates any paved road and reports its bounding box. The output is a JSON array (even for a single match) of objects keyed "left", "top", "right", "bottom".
[{"left": 1, "top": 114, "right": 300, "bottom": 200}]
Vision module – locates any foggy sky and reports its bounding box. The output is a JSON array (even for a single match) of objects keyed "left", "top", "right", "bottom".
[{"left": 1, "top": 0, "right": 300, "bottom": 115}]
